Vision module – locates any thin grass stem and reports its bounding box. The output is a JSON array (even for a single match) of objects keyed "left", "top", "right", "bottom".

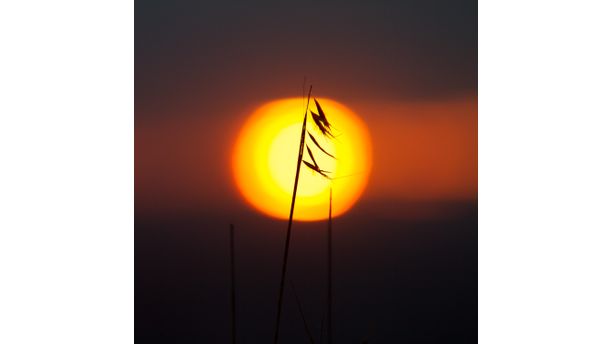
[
  {"left": 273, "top": 85, "right": 313, "bottom": 344},
  {"left": 290, "top": 280, "right": 315, "bottom": 344},
  {"left": 229, "top": 224, "right": 236, "bottom": 344},
  {"left": 327, "top": 188, "right": 333, "bottom": 344}
]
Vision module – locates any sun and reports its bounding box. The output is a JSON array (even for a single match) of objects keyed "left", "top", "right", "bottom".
[{"left": 232, "top": 98, "right": 372, "bottom": 221}]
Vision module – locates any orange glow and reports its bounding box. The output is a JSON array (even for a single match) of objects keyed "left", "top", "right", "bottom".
[
  {"left": 357, "top": 99, "right": 478, "bottom": 201},
  {"left": 232, "top": 98, "right": 372, "bottom": 221}
]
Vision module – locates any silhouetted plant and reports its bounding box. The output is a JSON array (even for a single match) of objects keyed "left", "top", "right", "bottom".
[
  {"left": 290, "top": 280, "right": 315, "bottom": 344},
  {"left": 273, "top": 88, "right": 339, "bottom": 344},
  {"left": 326, "top": 188, "right": 333, "bottom": 344},
  {"left": 273, "top": 86, "right": 312, "bottom": 344},
  {"left": 229, "top": 224, "right": 236, "bottom": 344}
]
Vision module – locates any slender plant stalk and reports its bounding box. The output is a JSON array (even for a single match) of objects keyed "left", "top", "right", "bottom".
[
  {"left": 273, "top": 85, "right": 313, "bottom": 344},
  {"left": 319, "top": 318, "right": 325, "bottom": 344},
  {"left": 290, "top": 280, "right": 315, "bottom": 344},
  {"left": 229, "top": 224, "right": 236, "bottom": 344},
  {"left": 327, "top": 188, "right": 333, "bottom": 344}
]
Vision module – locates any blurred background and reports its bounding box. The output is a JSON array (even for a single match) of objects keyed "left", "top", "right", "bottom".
[{"left": 136, "top": 0, "right": 477, "bottom": 342}]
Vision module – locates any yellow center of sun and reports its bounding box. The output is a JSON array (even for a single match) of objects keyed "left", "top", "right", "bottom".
[{"left": 232, "top": 98, "right": 372, "bottom": 221}]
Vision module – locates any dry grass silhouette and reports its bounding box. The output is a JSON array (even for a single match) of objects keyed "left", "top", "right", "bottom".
[
  {"left": 273, "top": 86, "right": 339, "bottom": 344},
  {"left": 290, "top": 280, "right": 315, "bottom": 344},
  {"left": 273, "top": 85, "right": 312, "bottom": 344},
  {"left": 308, "top": 131, "right": 335, "bottom": 159},
  {"left": 229, "top": 224, "right": 236, "bottom": 344},
  {"left": 326, "top": 187, "right": 333, "bottom": 344}
]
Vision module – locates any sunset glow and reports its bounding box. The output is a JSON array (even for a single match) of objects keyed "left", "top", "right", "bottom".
[{"left": 232, "top": 98, "right": 372, "bottom": 221}]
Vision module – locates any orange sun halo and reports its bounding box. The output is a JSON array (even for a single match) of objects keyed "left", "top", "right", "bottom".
[{"left": 232, "top": 98, "right": 372, "bottom": 221}]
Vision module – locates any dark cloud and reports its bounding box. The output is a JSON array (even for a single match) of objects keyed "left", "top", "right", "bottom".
[{"left": 136, "top": 0, "right": 476, "bottom": 119}]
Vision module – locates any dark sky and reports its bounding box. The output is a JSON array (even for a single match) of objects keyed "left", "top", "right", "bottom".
[
  {"left": 136, "top": 0, "right": 477, "bottom": 119},
  {"left": 136, "top": 1, "right": 477, "bottom": 343}
]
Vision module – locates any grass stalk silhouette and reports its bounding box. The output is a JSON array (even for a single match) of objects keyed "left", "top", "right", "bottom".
[
  {"left": 327, "top": 188, "right": 333, "bottom": 344},
  {"left": 229, "top": 224, "right": 236, "bottom": 344},
  {"left": 290, "top": 280, "right": 315, "bottom": 344},
  {"left": 274, "top": 88, "right": 339, "bottom": 343},
  {"left": 319, "top": 318, "right": 325, "bottom": 344},
  {"left": 273, "top": 85, "right": 312, "bottom": 344}
]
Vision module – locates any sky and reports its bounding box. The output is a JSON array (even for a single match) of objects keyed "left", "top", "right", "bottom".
[{"left": 136, "top": 1, "right": 477, "bottom": 342}]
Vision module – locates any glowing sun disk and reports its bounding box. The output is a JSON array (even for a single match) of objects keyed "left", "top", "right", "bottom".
[{"left": 232, "top": 98, "right": 372, "bottom": 221}]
